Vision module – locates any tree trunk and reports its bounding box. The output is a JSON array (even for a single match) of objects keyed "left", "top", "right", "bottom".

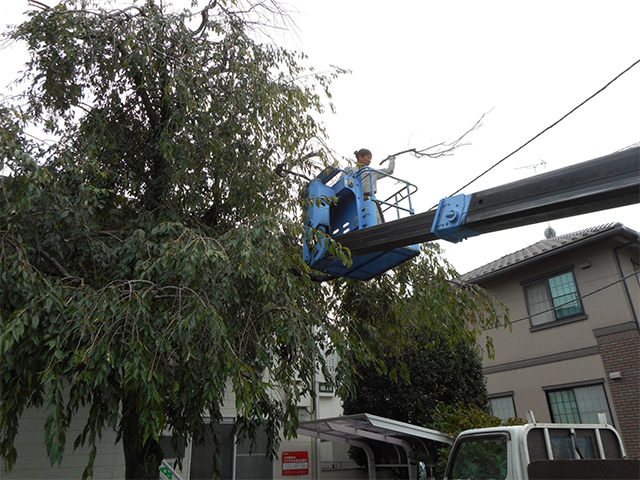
[{"left": 122, "top": 393, "right": 164, "bottom": 480}]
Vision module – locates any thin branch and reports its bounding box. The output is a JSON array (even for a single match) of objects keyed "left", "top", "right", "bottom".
[
  {"left": 380, "top": 112, "right": 489, "bottom": 164},
  {"left": 98, "top": 231, "right": 125, "bottom": 242},
  {"left": 190, "top": 1, "right": 217, "bottom": 36},
  {"left": 36, "top": 247, "right": 84, "bottom": 285},
  {"left": 274, "top": 151, "right": 320, "bottom": 180},
  {"left": 27, "top": 0, "right": 50, "bottom": 10}
]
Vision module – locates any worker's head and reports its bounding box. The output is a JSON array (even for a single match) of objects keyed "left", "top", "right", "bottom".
[{"left": 354, "top": 148, "right": 372, "bottom": 167}]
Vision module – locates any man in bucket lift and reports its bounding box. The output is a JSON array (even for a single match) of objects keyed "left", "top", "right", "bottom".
[{"left": 347, "top": 148, "right": 396, "bottom": 223}]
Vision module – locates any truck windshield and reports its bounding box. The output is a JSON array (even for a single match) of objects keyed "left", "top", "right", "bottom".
[{"left": 447, "top": 434, "right": 508, "bottom": 480}]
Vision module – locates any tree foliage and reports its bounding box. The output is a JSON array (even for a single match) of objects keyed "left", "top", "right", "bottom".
[
  {"left": 0, "top": 2, "right": 508, "bottom": 479},
  {"left": 340, "top": 243, "right": 507, "bottom": 376},
  {"left": 341, "top": 330, "right": 489, "bottom": 426},
  {"left": 0, "top": 1, "right": 349, "bottom": 478},
  {"left": 340, "top": 245, "right": 509, "bottom": 474}
]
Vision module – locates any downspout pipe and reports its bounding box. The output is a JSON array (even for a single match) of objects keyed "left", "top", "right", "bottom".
[{"left": 614, "top": 241, "right": 639, "bottom": 329}]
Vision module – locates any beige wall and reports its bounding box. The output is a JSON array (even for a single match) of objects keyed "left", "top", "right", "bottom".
[
  {"left": 1, "top": 405, "right": 124, "bottom": 480},
  {"left": 612, "top": 241, "right": 640, "bottom": 324},
  {"left": 477, "top": 232, "right": 639, "bottom": 455},
  {"left": 481, "top": 238, "right": 637, "bottom": 368},
  {"left": 486, "top": 355, "right": 610, "bottom": 423}
]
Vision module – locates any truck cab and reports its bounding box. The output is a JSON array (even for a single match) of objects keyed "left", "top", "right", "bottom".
[{"left": 443, "top": 420, "right": 633, "bottom": 480}]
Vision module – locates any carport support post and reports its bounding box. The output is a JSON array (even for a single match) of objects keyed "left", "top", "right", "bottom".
[
  {"left": 408, "top": 462, "right": 417, "bottom": 480},
  {"left": 304, "top": 434, "right": 377, "bottom": 479},
  {"left": 327, "top": 421, "right": 417, "bottom": 479},
  {"left": 360, "top": 442, "right": 377, "bottom": 480}
]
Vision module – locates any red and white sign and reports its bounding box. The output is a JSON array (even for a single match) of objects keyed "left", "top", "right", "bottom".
[{"left": 282, "top": 451, "right": 309, "bottom": 476}]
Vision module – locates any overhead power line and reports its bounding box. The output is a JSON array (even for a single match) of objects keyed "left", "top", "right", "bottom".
[{"left": 447, "top": 56, "right": 640, "bottom": 199}]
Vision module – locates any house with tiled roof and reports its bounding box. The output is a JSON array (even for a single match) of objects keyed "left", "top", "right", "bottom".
[{"left": 462, "top": 223, "right": 640, "bottom": 459}]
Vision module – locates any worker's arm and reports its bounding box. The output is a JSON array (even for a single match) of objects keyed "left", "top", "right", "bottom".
[{"left": 376, "top": 156, "right": 395, "bottom": 176}]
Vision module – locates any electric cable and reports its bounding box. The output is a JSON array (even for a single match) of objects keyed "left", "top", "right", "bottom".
[
  {"left": 444, "top": 56, "right": 640, "bottom": 202},
  {"left": 483, "top": 269, "right": 640, "bottom": 331}
]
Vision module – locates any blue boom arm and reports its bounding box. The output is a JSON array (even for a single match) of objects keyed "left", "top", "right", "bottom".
[
  {"left": 303, "top": 147, "right": 640, "bottom": 280},
  {"left": 333, "top": 146, "right": 640, "bottom": 261}
]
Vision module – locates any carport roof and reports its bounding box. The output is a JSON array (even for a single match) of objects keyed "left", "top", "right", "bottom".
[{"left": 297, "top": 413, "right": 453, "bottom": 446}]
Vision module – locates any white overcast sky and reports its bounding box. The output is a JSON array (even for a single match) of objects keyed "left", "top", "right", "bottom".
[{"left": 2, "top": 1, "right": 639, "bottom": 274}]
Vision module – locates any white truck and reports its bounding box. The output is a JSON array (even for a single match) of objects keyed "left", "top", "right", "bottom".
[{"left": 443, "top": 414, "right": 639, "bottom": 480}]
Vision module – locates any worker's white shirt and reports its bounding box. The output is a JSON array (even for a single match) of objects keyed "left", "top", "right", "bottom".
[{"left": 346, "top": 158, "right": 395, "bottom": 196}]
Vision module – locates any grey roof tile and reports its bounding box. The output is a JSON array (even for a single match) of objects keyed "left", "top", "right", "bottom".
[{"left": 461, "top": 223, "right": 626, "bottom": 283}]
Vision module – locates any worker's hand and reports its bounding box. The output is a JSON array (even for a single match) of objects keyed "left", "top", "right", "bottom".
[{"left": 381, "top": 155, "right": 395, "bottom": 165}]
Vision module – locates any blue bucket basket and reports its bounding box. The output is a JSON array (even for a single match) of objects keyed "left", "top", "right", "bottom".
[{"left": 303, "top": 165, "right": 420, "bottom": 280}]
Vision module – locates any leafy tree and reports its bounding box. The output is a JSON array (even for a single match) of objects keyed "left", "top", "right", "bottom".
[
  {"left": 0, "top": 2, "right": 508, "bottom": 479},
  {"left": 0, "top": 1, "right": 353, "bottom": 478},
  {"left": 341, "top": 330, "right": 489, "bottom": 426},
  {"left": 340, "top": 245, "right": 509, "bottom": 476}
]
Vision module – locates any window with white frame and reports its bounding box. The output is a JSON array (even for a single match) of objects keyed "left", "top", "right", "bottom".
[
  {"left": 489, "top": 395, "right": 516, "bottom": 422},
  {"left": 547, "top": 384, "right": 612, "bottom": 425},
  {"left": 524, "top": 271, "right": 584, "bottom": 327}
]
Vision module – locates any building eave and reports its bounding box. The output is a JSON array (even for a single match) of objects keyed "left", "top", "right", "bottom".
[{"left": 462, "top": 223, "right": 639, "bottom": 285}]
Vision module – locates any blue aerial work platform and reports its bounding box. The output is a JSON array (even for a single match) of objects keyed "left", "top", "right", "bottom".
[
  {"left": 300, "top": 146, "right": 639, "bottom": 281},
  {"left": 303, "top": 165, "right": 420, "bottom": 280}
]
